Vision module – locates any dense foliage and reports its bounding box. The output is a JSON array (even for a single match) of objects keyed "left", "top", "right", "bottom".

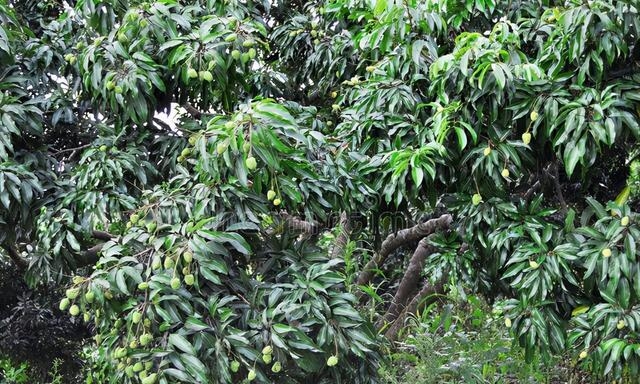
[{"left": 2, "top": 0, "right": 640, "bottom": 382}]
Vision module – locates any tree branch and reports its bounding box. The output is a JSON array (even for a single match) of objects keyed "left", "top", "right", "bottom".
[
  {"left": 356, "top": 214, "right": 452, "bottom": 287},
  {"left": 1, "top": 243, "right": 28, "bottom": 270},
  {"left": 330, "top": 211, "right": 351, "bottom": 259},
  {"left": 182, "top": 103, "right": 203, "bottom": 119},
  {"left": 376, "top": 237, "right": 437, "bottom": 329},
  {"left": 281, "top": 213, "right": 320, "bottom": 235},
  {"left": 384, "top": 274, "right": 448, "bottom": 342}
]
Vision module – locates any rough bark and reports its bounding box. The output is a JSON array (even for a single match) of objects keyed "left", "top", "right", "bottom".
[
  {"left": 377, "top": 237, "right": 437, "bottom": 329},
  {"left": 357, "top": 214, "right": 452, "bottom": 287},
  {"left": 1, "top": 243, "right": 28, "bottom": 270},
  {"left": 384, "top": 274, "right": 448, "bottom": 342},
  {"left": 330, "top": 211, "right": 351, "bottom": 259}
]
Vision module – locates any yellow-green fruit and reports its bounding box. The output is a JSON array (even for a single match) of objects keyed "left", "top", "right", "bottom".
[
  {"left": 151, "top": 257, "right": 162, "bottom": 270},
  {"left": 366, "top": 65, "right": 375, "bottom": 73},
  {"left": 139, "top": 333, "right": 153, "bottom": 346},
  {"left": 230, "top": 360, "right": 240, "bottom": 373},
  {"left": 225, "top": 33, "right": 237, "bottom": 42},
  {"left": 271, "top": 361, "right": 282, "bottom": 373},
  {"left": 85, "top": 291, "right": 95, "bottom": 303},
  {"left": 472, "top": 193, "right": 482, "bottom": 206},
  {"left": 273, "top": 198, "right": 281, "bottom": 206},
  {"left": 248, "top": 48, "right": 256, "bottom": 59},
  {"left": 83, "top": 312, "right": 91, "bottom": 322},
  {"left": 106, "top": 81, "right": 115, "bottom": 90},
  {"left": 181, "top": 147, "right": 191, "bottom": 157},
  {"left": 262, "top": 345, "right": 273, "bottom": 355},
  {"left": 501, "top": 168, "right": 510, "bottom": 178},
  {"left": 621, "top": 216, "right": 630, "bottom": 226},
  {"left": 262, "top": 353, "right": 272, "bottom": 363},
  {"left": 504, "top": 317, "right": 511, "bottom": 328},
  {"left": 330, "top": 91, "right": 337, "bottom": 98},
  {"left": 579, "top": 350, "right": 588, "bottom": 360},
  {"left": 617, "top": 320, "right": 626, "bottom": 329},
  {"left": 145, "top": 362, "right": 153, "bottom": 371},
  {"left": 138, "top": 282, "right": 149, "bottom": 290},
  {"left": 602, "top": 248, "right": 612, "bottom": 257},
  {"left": 267, "top": 190, "right": 276, "bottom": 201},
  {"left": 72, "top": 275, "right": 84, "bottom": 284},
  {"left": 187, "top": 68, "right": 198, "bottom": 79},
  {"left": 332, "top": 104, "right": 340, "bottom": 112},
  {"left": 199, "top": 70, "right": 213, "bottom": 82},
  {"left": 242, "top": 39, "right": 255, "bottom": 48},
  {"left": 125, "top": 365, "right": 135, "bottom": 377},
  {"left": 164, "top": 257, "right": 174, "bottom": 269},
  {"left": 483, "top": 147, "right": 491, "bottom": 156},
  {"left": 182, "top": 266, "right": 189, "bottom": 275},
  {"left": 326, "top": 121, "right": 333, "bottom": 127},
  {"left": 246, "top": 156, "right": 257, "bottom": 170},
  {"left": 177, "top": 155, "right": 185, "bottom": 163},
  {"left": 141, "top": 373, "right": 157, "bottom": 384},
  {"left": 59, "top": 298, "right": 70, "bottom": 311},
  {"left": 133, "top": 362, "right": 144, "bottom": 372},
  {"left": 170, "top": 277, "right": 181, "bottom": 290},
  {"left": 184, "top": 274, "right": 195, "bottom": 286},
  {"left": 66, "top": 288, "right": 80, "bottom": 300},
  {"left": 129, "top": 340, "right": 138, "bottom": 349},
  {"left": 132, "top": 311, "right": 142, "bottom": 324},
  {"left": 224, "top": 121, "right": 236, "bottom": 129},
  {"left": 146, "top": 222, "right": 157, "bottom": 233},
  {"left": 242, "top": 142, "right": 251, "bottom": 152},
  {"left": 183, "top": 251, "right": 193, "bottom": 263},
  {"left": 104, "top": 290, "right": 113, "bottom": 300},
  {"left": 231, "top": 50, "right": 241, "bottom": 60},
  {"left": 327, "top": 355, "right": 338, "bottom": 367},
  {"left": 216, "top": 142, "right": 228, "bottom": 155},
  {"left": 69, "top": 305, "right": 80, "bottom": 317},
  {"left": 99, "top": 145, "right": 108, "bottom": 152},
  {"left": 522, "top": 132, "right": 532, "bottom": 145},
  {"left": 247, "top": 370, "right": 256, "bottom": 381},
  {"left": 114, "top": 86, "right": 123, "bottom": 94},
  {"left": 529, "top": 260, "right": 539, "bottom": 269},
  {"left": 130, "top": 213, "right": 140, "bottom": 224},
  {"left": 530, "top": 110, "right": 539, "bottom": 121},
  {"left": 188, "top": 136, "right": 197, "bottom": 146},
  {"left": 241, "top": 53, "right": 250, "bottom": 64}
]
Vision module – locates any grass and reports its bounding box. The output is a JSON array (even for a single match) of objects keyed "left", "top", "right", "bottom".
[{"left": 378, "top": 294, "right": 588, "bottom": 384}]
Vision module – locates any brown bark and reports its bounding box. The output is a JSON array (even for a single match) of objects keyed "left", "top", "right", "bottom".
[
  {"left": 384, "top": 275, "right": 448, "bottom": 342},
  {"left": 281, "top": 213, "right": 319, "bottom": 235},
  {"left": 330, "top": 211, "right": 351, "bottom": 259},
  {"left": 357, "top": 214, "right": 452, "bottom": 286},
  {"left": 1, "top": 243, "right": 28, "bottom": 270},
  {"left": 377, "top": 238, "right": 437, "bottom": 328}
]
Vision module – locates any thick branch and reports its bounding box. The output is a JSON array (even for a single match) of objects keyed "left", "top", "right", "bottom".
[
  {"left": 376, "top": 237, "right": 437, "bottom": 329},
  {"left": 1, "top": 243, "right": 28, "bottom": 270},
  {"left": 330, "top": 211, "right": 351, "bottom": 259},
  {"left": 92, "top": 230, "right": 115, "bottom": 241},
  {"left": 384, "top": 274, "right": 448, "bottom": 342},
  {"left": 550, "top": 162, "right": 568, "bottom": 214},
  {"left": 182, "top": 103, "right": 203, "bottom": 119},
  {"left": 75, "top": 244, "right": 104, "bottom": 267},
  {"left": 281, "top": 213, "right": 319, "bottom": 234},
  {"left": 357, "top": 214, "right": 452, "bottom": 287}
]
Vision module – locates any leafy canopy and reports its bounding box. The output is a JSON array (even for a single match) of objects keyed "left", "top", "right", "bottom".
[{"left": 2, "top": 0, "right": 640, "bottom": 382}]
